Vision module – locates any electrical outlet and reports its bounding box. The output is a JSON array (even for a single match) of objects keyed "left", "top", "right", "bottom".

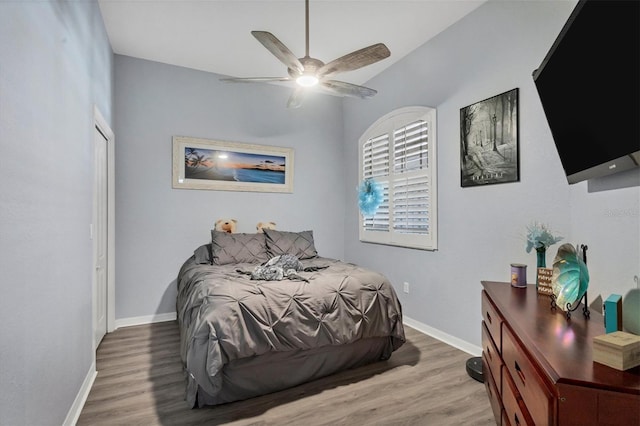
[{"left": 403, "top": 282, "right": 410, "bottom": 294}]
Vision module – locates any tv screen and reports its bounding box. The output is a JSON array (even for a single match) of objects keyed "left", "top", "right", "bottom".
[{"left": 533, "top": 0, "right": 640, "bottom": 184}]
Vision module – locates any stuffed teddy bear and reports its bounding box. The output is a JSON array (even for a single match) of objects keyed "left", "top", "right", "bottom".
[
  {"left": 215, "top": 219, "right": 237, "bottom": 233},
  {"left": 256, "top": 221, "right": 276, "bottom": 233}
]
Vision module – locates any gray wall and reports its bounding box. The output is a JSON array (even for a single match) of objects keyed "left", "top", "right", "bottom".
[
  {"left": 343, "top": 0, "right": 639, "bottom": 346},
  {"left": 0, "top": 2, "right": 113, "bottom": 425},
  {"left": 113, "top": 55, "right": 346, "bottom": 319}
]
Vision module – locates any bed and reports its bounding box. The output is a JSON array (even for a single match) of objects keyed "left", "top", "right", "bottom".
[{"left": 176, "top": 229, "right": 406, "bottom": 408}]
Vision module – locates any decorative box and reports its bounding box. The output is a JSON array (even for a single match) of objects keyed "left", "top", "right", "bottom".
[
  {"left": 593, "top": 331, "right": 640, "bottom": 371},
  {"left": 604, "top": 294, "right": 622, "bottom": 333}
]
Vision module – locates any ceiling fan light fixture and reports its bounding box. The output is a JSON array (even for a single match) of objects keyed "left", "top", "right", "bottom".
[{"left": 296, "top": 74, "right": 319, "bottom": 87}]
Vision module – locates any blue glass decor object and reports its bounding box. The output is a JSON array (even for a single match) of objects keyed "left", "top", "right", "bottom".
[
  {"left": 536, "top": 247, "right": 547, "bottom": 268},
  {"left": 358, "top": 179, "right": 383, "bottom": 217},
  {"left": 535, "top": 247, "right": 547, "bottom": 291},
  {"left": 551, "top": 243, "right": 590, "bottom": 311}
]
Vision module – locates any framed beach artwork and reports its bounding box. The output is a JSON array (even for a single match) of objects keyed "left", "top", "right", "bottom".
[
  {"left": 460, "top": 88, "right": 519, "bottom": 187},
  {"left": 172, "top": 136, "right": 294, "bottom": 193}
]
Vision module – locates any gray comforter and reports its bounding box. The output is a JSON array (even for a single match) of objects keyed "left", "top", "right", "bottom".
[{"left": 176, "top": 256, "right": 405, "bottom": 406}]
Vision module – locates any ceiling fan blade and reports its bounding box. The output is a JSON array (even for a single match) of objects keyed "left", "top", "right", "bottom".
[
  {"left": 220, "top": 77, "right": 291, "bottom": 83},
  {"left": 251, "top": 31, "right": 304, "bottom": 74},
  {"left": 320, "top": 80, "right": 378, "bottom": 99},
  {"left": 287, "top": 87, "right": 305, "bottom": 108},
  {"left": 317, "top": 43, "right": 390, "bottom": 78}
]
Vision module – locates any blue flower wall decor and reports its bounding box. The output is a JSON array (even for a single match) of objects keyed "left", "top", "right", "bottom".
[{"left": 358, "top": 179, "right": 383, "bottom": 217}]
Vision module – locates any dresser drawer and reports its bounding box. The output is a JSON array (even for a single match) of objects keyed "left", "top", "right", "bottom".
[
  {"left": 558, "top": 383, "right": 640, "bottom": 426},
  {"left": 482, "top": 356, "right": 503, "bottom": 425},
  {"left": 482, "top": 322, "right": 502, "bottom": 394},
  {"left": 502, "top": 365, "right": 535, "bottom": 426},
  {"left": 482, "top": 290, "right": 503, "bottom": 352},
  {"left": 502, "top": 324, "right": 553, "bottom": 426}
]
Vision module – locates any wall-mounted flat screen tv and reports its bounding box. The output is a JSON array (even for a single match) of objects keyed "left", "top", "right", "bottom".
[{"left": 533, "top": 0, "right": 639, "bottom": 184}]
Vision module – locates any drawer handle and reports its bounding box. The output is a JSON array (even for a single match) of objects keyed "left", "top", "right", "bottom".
[
  {"left": 514, "top": 360, "right": 526, "bottom": 384},
  {"left": 514, "top": 413, "right": 520, "bottom": 426},
  {"left": 486, "top": 311, "right": 492, "bottom": 324},
  {"left": 486, "top": 345, "right": 492, "bottom": 360}
]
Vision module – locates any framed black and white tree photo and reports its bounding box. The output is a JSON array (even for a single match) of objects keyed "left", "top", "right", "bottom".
[{"left": 460, "top": 88, "right": 519, "bottom": 187}]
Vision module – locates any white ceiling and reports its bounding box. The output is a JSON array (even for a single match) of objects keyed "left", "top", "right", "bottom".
[{"left": 98, "top": 0, "right": 486, "bottom": 88}]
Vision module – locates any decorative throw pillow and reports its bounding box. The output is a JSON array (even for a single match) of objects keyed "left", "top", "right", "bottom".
[
  {"left": 263, "top": 229, "right": 318, "bottom": 259},
  {"left": 193, "top": 244, "right": 213, "bottom": 265},
  {"left": 210, "top": 231, "right": 269, "bottom": 265}
]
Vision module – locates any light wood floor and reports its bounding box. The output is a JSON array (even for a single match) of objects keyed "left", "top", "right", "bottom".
[{"left": 77, "top": 321, "right": 495, "bottom": 426}]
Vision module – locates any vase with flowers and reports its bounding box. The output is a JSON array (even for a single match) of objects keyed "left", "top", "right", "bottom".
[{"left": 526, "top": 222, "right": 563, "bottom": 288}]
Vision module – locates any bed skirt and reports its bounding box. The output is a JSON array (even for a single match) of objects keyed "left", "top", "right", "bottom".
[{"left": 191, "top": 336, "right": 394, "bottom": 408}]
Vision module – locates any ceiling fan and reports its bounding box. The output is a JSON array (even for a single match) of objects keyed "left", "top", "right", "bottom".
[{"left": 220, "top": 0, "right": 391, "bottom": 108}]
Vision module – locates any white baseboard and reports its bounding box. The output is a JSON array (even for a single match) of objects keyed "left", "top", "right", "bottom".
[
  {"left": 115, "top": 312, "right": 177, "bottom": 329},
  {"left": 63, "top": 361, "right": 97, "bottom": 426},
  {"left": 403, "top": 316, "right": 482, "bottom": 356}
]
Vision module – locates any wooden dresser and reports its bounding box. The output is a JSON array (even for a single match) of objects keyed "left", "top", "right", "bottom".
[{"left": 481, "top": 281, "right": 640, "bottom": 426}]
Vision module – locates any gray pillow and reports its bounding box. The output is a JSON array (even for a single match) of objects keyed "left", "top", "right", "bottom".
[
  {"left": 210, "top": 231, "right": 269, "bottom": 265},
  {"left": 193, "top": 244, "right": 212, "bottom": 265},
  {"left": 264, "top": 229, "right": 318, "bottom": 259}
]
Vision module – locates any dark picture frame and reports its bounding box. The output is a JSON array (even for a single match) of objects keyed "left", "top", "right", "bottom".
[{"left": 460, "top": 88, "right": 519, "bottom": 187}]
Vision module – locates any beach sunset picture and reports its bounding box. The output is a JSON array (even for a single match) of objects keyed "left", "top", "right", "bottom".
[
  {"left": 184, "top": 147, "right": 286, "bottom": 184},
  {"left": 173, "top": 137, "right": 294, "bottom": 193}
]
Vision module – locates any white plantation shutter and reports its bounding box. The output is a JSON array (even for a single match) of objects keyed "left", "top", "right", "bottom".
[
  {"left": 394, "top": 120, "right": 429, "bottom": 173},
  {"left": 359, "top": 107, "right": 437, "bottom": 250},
  {"left": 362, "top": 134, "right": 390, "bottom": 179},
  {"left": 392, "top": 119, "right": 430, "bottom": 236},
  {"left": 363, "top": 181, "right": 389, "bottom": 232},
  {"left": 362, "top": 134, "right": 390, "bottom": 233},
  {"left": 392, "top": 174, "right": 430, "bottom": 234}
]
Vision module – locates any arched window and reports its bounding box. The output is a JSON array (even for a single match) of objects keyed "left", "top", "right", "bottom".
[{"left": 359, "top": 106, "right": 437, "bottom": 250}]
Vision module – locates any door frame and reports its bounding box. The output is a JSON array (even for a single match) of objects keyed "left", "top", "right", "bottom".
[{"left": 93, "top": 106, "right": 115, "bottom": 342}]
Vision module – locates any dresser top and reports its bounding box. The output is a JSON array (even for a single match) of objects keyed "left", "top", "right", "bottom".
[{"left": 481, "top": 281, "right": 640, "bottom": 394}]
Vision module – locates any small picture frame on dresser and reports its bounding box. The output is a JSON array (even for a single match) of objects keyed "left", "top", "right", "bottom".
[{"left": 537, "top": 267, "right": 553, "bottom": 296}]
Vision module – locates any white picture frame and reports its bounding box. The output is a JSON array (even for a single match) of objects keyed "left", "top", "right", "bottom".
[{"left": 172, "top": 136, "right": 294, "bottom": 193}]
